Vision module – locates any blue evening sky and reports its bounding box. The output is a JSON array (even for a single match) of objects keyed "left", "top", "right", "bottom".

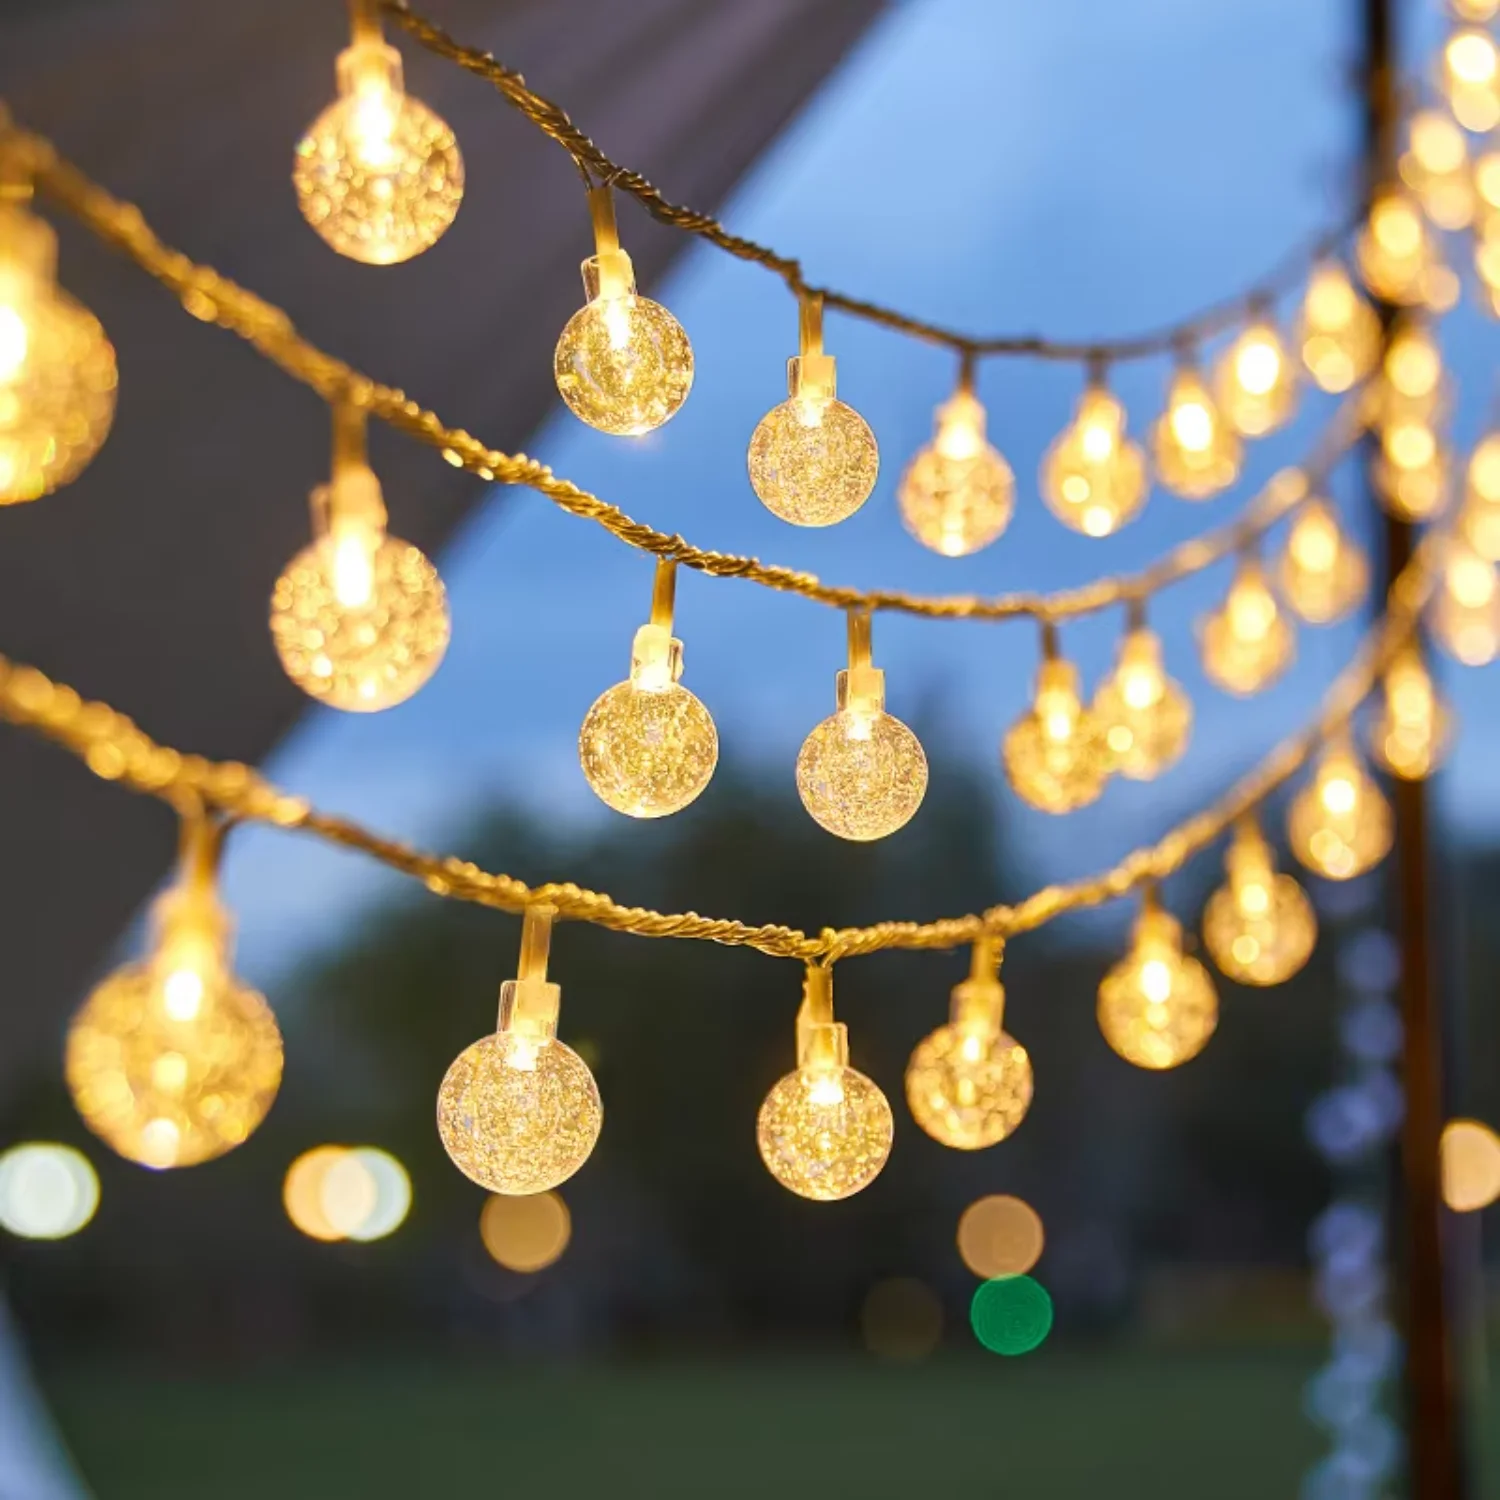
[{"left": 220, "top": 0, "right": 1499, "bottom": 980}]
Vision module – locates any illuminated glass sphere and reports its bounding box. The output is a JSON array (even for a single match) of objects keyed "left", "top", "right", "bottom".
[
  {"left": 1091, "top": 627, "right": 1191, "bottom": 781},
  {"left": 1376, "top": 419, "right": 1447, "bottom": 522},
  {"left": 1358, "top": 190, "right": 1444, "bottom": 306},
  {"left": 1278, "top": 499, "right": 1369, "bottom": 625},
  {"left": 1202, "top": 823, "right": 1317, "bottom": 986},
  {"left": 1289, "top": 740, "right": 1393, "bottom": 881},
  {"left": 1462, "top": 434, "right": 1500, "bottom": 561},
  {"left": 1370, "top": 645, "right": 1450, "bottom": 781},
  {"left": 1041, "top": 387, "right": 1147, "bottom": 537},
  {"left": 1152, "top": 368, "right": 1241, "bottom": 498},
  {"left": 897, "top": 388, "right": 1014, "bottom": 555},
  {"left": 1200, "top": 560, "right": 1295, "bottom": 696},
  {"left": 293, "top": 42, "right": 462, "bottom": 264},
  {"left": 1298, "top": 261, "right": 1380, "bottom": 394},
  {"left": 0, "top": 206, "right": 117, "bottom": 504},
  {"left": 905, "top": 1018, "right": 1032, "bottom": 1151},
  {"left": 1433, "top": 541, "right": 1500, "bottom": 665},
  {"left": 271, "top": 529, "right": 449, "bottom": 711},
  {"left": 1401, "top": 110, "right": 1474, "bottom": 230},
  {"left": 1003, "top": 658, "right": 1111, "bottom": 813},
  {"left": 438, "top": 1027, "right": 602, "bottom": 1196},
  {"left": 1215, "top": 320, "right": 1297, "bottom": 438},
  {"left": 1097, "top": 905, "right": 1218, "bottom": 1070},
  {"left": 579, "top": 624, "right": 717, "bottom": 817},
  {"left": 555, "top": 254, "right": 693, "bottom": 436},
  {"left": 1445, "top": 28, "right": 1500, "bottom": 131}
]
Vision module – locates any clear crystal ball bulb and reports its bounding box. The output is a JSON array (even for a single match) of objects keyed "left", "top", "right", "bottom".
[
  {"left": 796, "top": 708, "right": 927, "bottom": 841},
  {"left": 579, "top": 679, "right": 718, "bottom": 818},
  {"left": 905, "top": 1024, "right": 1033, "bottom": 1150},
  {"left": 554, "top": 294, "right": 694, "bottom": 436},
  {"left": 756, "top": 1064, "right": 893, "bottom": 1201},
  {"left": 749, "top": 397, "right": 878, "bottom": 527}
]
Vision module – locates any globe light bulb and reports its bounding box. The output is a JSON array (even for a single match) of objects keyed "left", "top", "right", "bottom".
[
  {"left": 1370, "top": 643, "right": 1450, "bottom": 781},
  {"left": 1445, "top": 28, "right": 1500, "bottom": 131},
  {"left": 1400, "top": 110, "right": 1475, "bottom": 229},
  {"left": 555, "top": 185, "right": 692, "bottom": 436},
  {"left": 1358, "top": 190, "right": 1449, "bottom": 307},
  {"left": 1433, "top": 539, "right": 1500, "bottom": 665},
  {"left": 1097, "top": 896, "right": 1218, "bottom": 1070},
  {"left": 1003, "top": 640, "right": 1111, "bottom": 813},
  {"left": 293, "top": 9, "right": 463, "bottom": 265},
  {"left": 748, "top": 291, "right": 876, "bottom": 526},
  {"left": 1041, "top": 382, "right": 1146, "bottom": 537},
  {"left": 757, "top": 967, "right": 893, "bottom": 1201},
  {"left": 1297, "top": 261, "right": 1380, "bottom": 394},
  {"left": 1278, "top": 498, "right": 1369, "bottom": 624},
  {"left": 904, "top": 936, "right": 1032, "bottom": 1151},
  {"left": 1091, "top": 622, "right": 1192, "bottom": 781},
  {"left": 897, "top": 381, "right": 1014, "bottom": 555},
  {"left": 271, "top": 407, "right": 450, "bottom": 711},
  {"left": 65, "top": 817, "right": 282, "bottom": 1169},
  {"left": 1202, "top": 817, "right": 1317, "bottom": 986},
  {"left": 1289, "top": 736, "right": 1393, "bottom": 881},
  {"left": 796, "top": 608, "right": 926, "bottom": 841},
  {"left": 1373, "top": 318, "right": 1449, "bottom": 521},
  {"left": 580, "top": 559, "right": 717, "bottom": 817},
  {"left": 1152, "top": 365, "right": 1241, "bottom": 499},
  {"left": 438, "top": 904, "right": 602, "bottom": 1196},
  {"left": 1200, "top": 556, "right": 1295, "bottom": 696},
  {"left": 1215, "top": 318, "right": 1297, "bottom": 438},
  {"left": 0, "top": 195, "right": 116, "bottom": 504},
  {"left": 1461, "top": 434, "right": 1500, "bottom": 560}
]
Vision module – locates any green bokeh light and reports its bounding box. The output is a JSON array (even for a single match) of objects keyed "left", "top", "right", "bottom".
[{"left": 969, "top": 1274, "right": 1053, "bottom": 1355}]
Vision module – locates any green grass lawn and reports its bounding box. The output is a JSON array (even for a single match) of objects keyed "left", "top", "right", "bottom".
[{"left": 44, "top": 1350, "right": 1336, "bottom": 1500}]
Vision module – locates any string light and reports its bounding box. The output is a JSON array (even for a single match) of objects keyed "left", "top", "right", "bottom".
[
  {"left": 1399, "top": 110, "right": 1474, "bottom": 230},
  {"left": 748, "top": 291, "right": 877, "bottom": 526},
  {"left": 1097, "top": 892, "right": 1218, "bottom": 1070},
  {"left": 1433, "top": 539, "right": 1500, "bottom": 665},
  {"left": 1357, "top": 189, "right": 1448, "bottom": 307},
  {"left": 1200, "top": 554, "right": 1295, "bottom": 696},
  {"left": 1461, "top": 434, "right": 1500, "bottom": 559},
  {"left": 1444, "top": 28, "right": 1500, "bottom": 132},
  {"left": 1152, "top": 362, "right": 1241, "bottom": 499},
  {"left": 271, "top": 405, "right": 450, "bottom": 711},
  {"left": 1278, "top": 498, "right": 1369, "bottom": 625},
  {"left": 904, "top": 936, "right": 1032, "bottom": 1151},
  {"left": 1289, "top": 736, "right": 1393, "bottom": 881},
  {"left": 65, "top": 815, "right": 283, "bottom": 1169},
  {"left": 757, "top": 967, "right": 893, "bottom": 1201},
  {"left": 438, "top": 904, "right": 603, "bottom": 1196},
  {"left": 579, "top": 559, "right": 718, "bottom": 818},
  {"left": 1297, "top": 261, "right": 1379, "bottom": 394},
  {"left": 555, "top": 185, "right": 693, "bottom": 436},
  {"left": 293, "top": 2, "right": 462, "bottom": 264},
  {"left": 1216, "top": 316, "right": 1297, "bottom": 438},
  {"left": 1041, "top": 379, "right": 1146, "bottom": 537},
  {"left": 1202, "top": 816, "right": 1317, "bottom": 987},
  {"left": 796, "top": 608, "right": 926, "bottom": 841},
  {"left": 1370, "top": 643, "right": 1450, "bottom": 781},
  {"left": 897, "top": 374, "right": 1014, "bottom": 555},
  {"left": 1091, "top": 617, "right": 1191, "bottom": 780},
  {"left": 0, "top": 141, "right": 116, "bottom": 504},
  {"left": 1003, "top": 627, "right": 1111, "bottom": 813}
]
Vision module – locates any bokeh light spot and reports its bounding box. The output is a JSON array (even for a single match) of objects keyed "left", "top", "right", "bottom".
[
  {"left": 970, "top": 1275, "right": 1053, "bottom": 1355},
  {"left": 286, "top": 1145, "right": 413, "bottom": 1242},
  {"left": 1441, "top": 1119, "right": 1500, "bottom": 1212},
  {"left": 860, "top": 1277, "right": 942, "bottom": 1362},
  {"left": 285, "top": 1146, "right": 347, "bottom": 1241},
  {"left": 345, "top": 1148, "right": 411, "bottom": 1242},
  {"left": 0, "top": 1143, "right": 98, "bottom": 1240},
  {"left": 957, "top": 1194, "right": 1045, "bottom": 1278},
  {"left": 480, "top": 1190, "right": 571, "bottom": 1272}
]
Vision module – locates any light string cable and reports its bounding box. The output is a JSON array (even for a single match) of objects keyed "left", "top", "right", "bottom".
[
  {"left": 20, "top": 120, "right": 1370, "bottom": 626},
  {"left": 381, "top": 0, "right": 1361, "bottom": 362},
  {"left": 0, "top": 524, "right": 1443, "bottom": 967}
]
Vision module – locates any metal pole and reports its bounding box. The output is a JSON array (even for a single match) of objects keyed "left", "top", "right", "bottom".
[{"left": 1361, "top": 2, "right": 1463, "bottom": 1494}]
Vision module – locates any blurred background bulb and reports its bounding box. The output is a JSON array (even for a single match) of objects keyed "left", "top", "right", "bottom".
[
  {"left": 1370, "top": 644, "right": 1450, "bottom": 780},
  {"left": 66, "top": 826, "right": 282, "bottom": 1169},
  {"left": 1215, "top": 319, "right": 1298, "bottom": 437},
  {"left": 438, "top": 907, "right": 602, "bottom": 1196},
  {"left": 1091, "top": 625, "right": 1192, "bottom": 780},
  {"left": 1434, "top": 539, "right": 1500, "bottom": 664},
  {"left": 1097, "top": 901, "right": 1218, "bottom": 1070},
  {"left": 1462, "top": 434, "right": 1500, "bottom": 559},
  {"left": 1374, "top": 320, "right": 1448, "bottom": 520},
  {"left": 1041, "top": 385, "right": 1146, "bottom": 537},
  {"left": 897, "top": 386, "right": 1014, "bottom": 555},
  {"left": 1202, "top": 819, "right": 1317, "bottom": 986},
  {"left": 0, "top": 202, "right": 116, "bottom": 504},
  {"left": 1358, "top": 190, "right": 1446, "bottom": 306},
  {"left": 1400, "top": 109, "right": 1475, "bottom": 229},
  {"left": 1278, "top": 499, "right": 1369, "bottom": 624},
  {"left": 1200, "top": 558, "right": 1295, "bottom": 695},
  {"left": 1003, "top": 654, "right": 1111, "bottom": 812},
  {"left": 1445, "top": 28, "right": 1500, "bottom": 131},
  {"left": 1152, "top": 367, "right": 1241, "bottom": 498},
  {"left": 904, "top": 943, "right": 1032, "bottom": 1151},
  {"left": 1297, "top": 261, "right": 1379, "bottom": 393},
  {"left": 293, "top": 36, "right": 463, "bottom": 263},
  {"left": 1289, "top": 737, "right": 1393, "bottom": 880}
]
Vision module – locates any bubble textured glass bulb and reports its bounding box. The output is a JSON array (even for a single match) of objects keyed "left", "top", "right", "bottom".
[
  {"left": 1202, "top": 822, "right": 1317, "bottom": 986},
  {"left": 1098, "top": 905, "right": 1218, "bottom": 1071},
  {"left": 1092, "top": 626, "right": 1192, "bottom": 781},
  {"left": 1201, "top": 559, "right": 1295, "bottom": 696},
  {"left": 580, "top": 622, "right": 717, "bottom": 817},
  {"left": 1289, "top": 739, "right": 1393, "bottom": 880},
  {"left": 1041, "top": 387, "right": 1146, "bottom": 537},
  {"left": 293, "top": 41, "right": 462, "bottom": 264},
  {"left": 1298, "top": 261, "right": 1380, "bottom": 394},
  {"left": 1152, "top": 368, "right": 1241, "bottom": 498},
  {"left": 0, "top": 205, "right": 116, "bottom": 504},
  {"left": 1216, "top": 320, "right": 1297, "bottom": 437},
  {"left": 1003, "top": 656, "right": 1111, "bottom": 813},
  {"left": 897, "top": 388, "right": 1014, "bottom": 555},
  {"left": 1278, "top": 499, "right": 1368, "bottom": 625},
  {"left": 1370, "top": 645, "right": 1450, "bottom": 781},
  {"left": 1358, "top": 190, "right": 1445, "bottom": 307}
]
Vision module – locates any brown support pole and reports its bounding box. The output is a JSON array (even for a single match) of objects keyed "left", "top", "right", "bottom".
[{"left": 1362, "top": 2, "right": 1463, "bottom": 1495}]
